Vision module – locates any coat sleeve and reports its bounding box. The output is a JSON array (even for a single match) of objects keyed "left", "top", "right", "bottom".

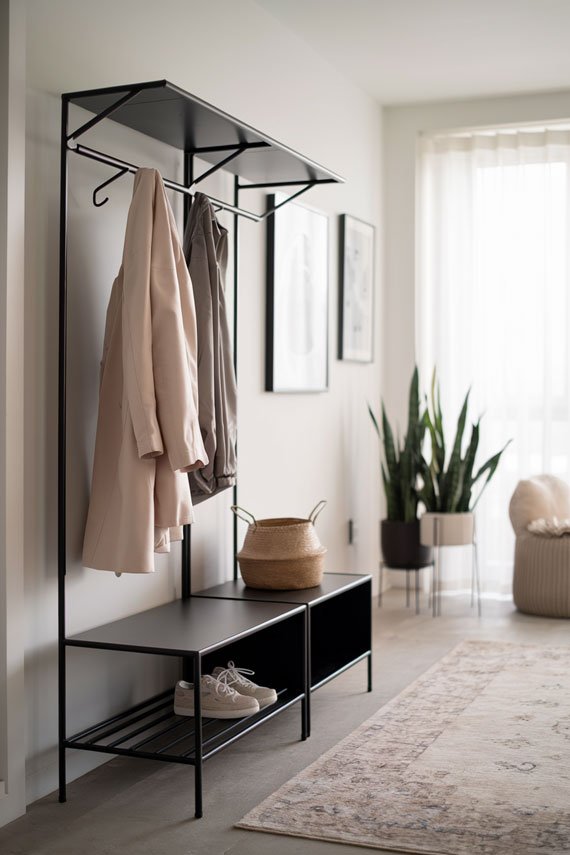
[
  {"left": 122, "top": 169, "right": 206, "bottom": 472},
  {"left": 148, "top": 173, "right": 208, "bottom": 473},
  {"left": 121, "top": 169, "right": 164, "bottom": 460}
]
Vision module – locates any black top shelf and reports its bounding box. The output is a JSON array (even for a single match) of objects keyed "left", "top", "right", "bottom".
[
  {"left": 66, "top": 597, "right": 304, "bottom": 657},
  {"left": 65, "top": 80, "right": 344, "bottom": 187},
  {"left": 193, "top": 572, "right": 372, "bottom": 608}
]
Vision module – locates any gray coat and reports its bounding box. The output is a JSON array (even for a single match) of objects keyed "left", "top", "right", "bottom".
[{"left": 183, "top": 193, "right": 237, "bottom": 500}]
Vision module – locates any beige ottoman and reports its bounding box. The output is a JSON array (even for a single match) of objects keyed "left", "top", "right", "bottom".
[
  {"left": 512, "top": 531, "right": 570, "bottom": 618},
  {"left": 509, "top": 475, "right": 570, "bottom": 619}
]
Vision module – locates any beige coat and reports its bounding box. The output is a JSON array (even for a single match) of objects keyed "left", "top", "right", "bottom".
[{"left": 83, "top": 168, "right": 207, "bottom": 574}]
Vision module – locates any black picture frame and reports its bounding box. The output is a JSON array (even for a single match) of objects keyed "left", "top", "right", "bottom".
[
  {"left": 338, "top": 214, "right": 375, "bottom": 362},
  {"left": 266, "top": 194, "right": 329, "bottom": 393}
]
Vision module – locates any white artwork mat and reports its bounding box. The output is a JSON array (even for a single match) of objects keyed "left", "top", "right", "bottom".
[
  {"left": 271, "top": 198, "right": 329, "bottom": 392},
  {"left": 341, "top": 216, "right": 374, "bottom": 362}
]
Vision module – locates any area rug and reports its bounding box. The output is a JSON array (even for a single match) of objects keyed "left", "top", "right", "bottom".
[{"left": 237, "top": 640, "right": 570, "bottom": 854}]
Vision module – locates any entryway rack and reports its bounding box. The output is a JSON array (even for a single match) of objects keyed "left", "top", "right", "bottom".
[{"left": 58, "top": 80, "right": 371, "bottom": 820}]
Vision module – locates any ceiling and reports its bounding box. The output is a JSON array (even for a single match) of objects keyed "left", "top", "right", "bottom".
[{"left": 256, "top": 0, "right": 570, "bottom": 105}]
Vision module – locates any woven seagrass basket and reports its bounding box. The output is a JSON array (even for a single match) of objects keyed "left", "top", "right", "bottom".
[{"left": 231, "top": 501, "right": 327, "bottom": 590}]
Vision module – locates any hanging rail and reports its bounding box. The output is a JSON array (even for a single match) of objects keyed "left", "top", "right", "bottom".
[
  {"left": 69, "top": 143, "right": 261, "bottom": 222},
  {"left": 69, "top": 142, "right": 327, "bottom": 221}
]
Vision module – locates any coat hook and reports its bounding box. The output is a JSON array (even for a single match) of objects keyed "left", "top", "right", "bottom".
[{"left": 93, "top": 167, "right": 129, "bottom": 207}]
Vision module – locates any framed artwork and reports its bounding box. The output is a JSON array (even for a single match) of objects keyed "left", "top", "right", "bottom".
[
  {"left": 338, "top": 214, "right": 375, "bottom": 362},
  {"left": 266, "top": 194, "right": 329, "bottom": 392}
]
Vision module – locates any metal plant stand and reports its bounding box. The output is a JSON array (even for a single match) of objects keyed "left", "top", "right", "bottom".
[
  {"left": 428, "top": 517, "right": 482, "bottom": 618},
  {"left": 378, "top": 561, "right": 434, "bottom": 615}
]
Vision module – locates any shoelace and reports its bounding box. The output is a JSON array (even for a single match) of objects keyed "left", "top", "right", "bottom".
[
  {"left": 202, "top": 674, "right": 239, "bottom": 702},
  {"left": 215, "top": 661, "right": 257, "bottom": 689}
]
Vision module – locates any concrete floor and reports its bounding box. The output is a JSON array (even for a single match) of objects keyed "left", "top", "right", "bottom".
[{"left": 2, "top": 589, "right": 568, "bottom": 855}]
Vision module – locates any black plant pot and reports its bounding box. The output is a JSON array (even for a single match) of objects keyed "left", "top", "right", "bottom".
[{"left": 380, "top": 519, "right": 433, "bottom": 569}]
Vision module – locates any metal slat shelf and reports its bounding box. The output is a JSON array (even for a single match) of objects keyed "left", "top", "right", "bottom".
[{"left": 65, "top": 687, "right": 301, "bottom": 765}]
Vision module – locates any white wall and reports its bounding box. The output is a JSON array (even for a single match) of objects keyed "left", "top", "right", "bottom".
[
  {"left": 0, "top": 0, "right": 27, "bottom": 827},
  {"left": 21, "top": 0, "right": 383, "bottom": 810},
  {"left": 383, "top": 88, "right": 570, "bottom": 423}
]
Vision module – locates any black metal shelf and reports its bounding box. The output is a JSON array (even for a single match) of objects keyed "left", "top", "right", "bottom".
[
  {"left": 66, "top": 80, "right": 343, "bottom": 186},
  {"left": 193, "top": 572, "right": 372, "bottom": 608},
  {"left": 58, "top": 78, "right": 345, "bottom": 820},
  {"left": 65, "top": 597, "right": 305, "bottom": 657},
  {"left": 63, "top": 601, "right": 307, "bottom": 817},
  {"left": 194, "top": 572, "right": 373, "bottom": 735},
  {"left": 65, "top": 686, "right": 302, "bottom": 765}
]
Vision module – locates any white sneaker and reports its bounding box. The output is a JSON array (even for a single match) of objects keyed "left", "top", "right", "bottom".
[
  {"left": 212, "top": 661, "right": 278, "bottom": 710},
  {"left": 174, "top": 675, "right": 260, "bottom": 719}
]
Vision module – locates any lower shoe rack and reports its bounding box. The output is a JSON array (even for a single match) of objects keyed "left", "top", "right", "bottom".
[
  {"left": 65, "top": 684, "right": 296, "bottom": 766},
  {"left": 63, "top": 597, "right": 307, "bottom": 818}
]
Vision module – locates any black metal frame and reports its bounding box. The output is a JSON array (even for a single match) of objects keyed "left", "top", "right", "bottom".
[
  {"left": 58, "top": 80, "right": 342, "bottom": 819},
  {"left": 63, "top": 602, "right": 307, "bottom": 818},
  {"left": 193, "top": 573, "right": 373, "bottom": 737}
]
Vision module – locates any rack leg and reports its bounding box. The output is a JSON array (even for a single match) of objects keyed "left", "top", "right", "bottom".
[
  {"left": 406, "top": 569, "right": 410, "bottom": 607},
  {"left": 431, "top": 518, "right": 441, "bottom": 617},
  {"left": 305, "top": 691, "right": 311, "bottom": 738},
  {"left": 415, "top": 569, "right": 420, "bottom": 615},
  {"left": 437, "top": 547, "right": 442, "bottom": 617},
  {"left": 303, "top": 612, "right": 311, "bottom": 738},
  {"left": 474, "top": 540, "right": 482, "bottom": 618},
  {"left": 301, "top": 697, "right": 308, "bottom": 741},
  {"left": 432, "top": 549, "right": 439, "bottom": 618},
  {"left": 194, "top": 653, "right": 203, "bottom": 819},
  {"left": 367, "top": 652, "right": 373, "bottom": 692},
  {"left": 58, "top": 744, "right": 66, "bottom": 803},
  {"left": 58, "top": 638, "right": 67, "bottom": 802}
]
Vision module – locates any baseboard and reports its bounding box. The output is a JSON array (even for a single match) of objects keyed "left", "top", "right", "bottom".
[{"left": 26, "top": 750, "right": 109, "bottom": 805}]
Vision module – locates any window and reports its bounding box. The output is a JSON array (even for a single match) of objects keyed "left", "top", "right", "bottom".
[{"left": 417, "top": 127, "right": 570, "bottom": 592}]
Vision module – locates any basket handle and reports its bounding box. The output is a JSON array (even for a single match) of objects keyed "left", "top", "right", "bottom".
[
  {"left": 308, "top": 499, "right": 327, "bottom": 525},
  {"left": 231, "top": 505, "right": 257, "bottom": 528}
]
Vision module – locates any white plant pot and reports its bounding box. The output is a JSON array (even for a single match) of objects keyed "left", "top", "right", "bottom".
[{"left": 420, "top": 512, "right": 474, "bottom": 547}]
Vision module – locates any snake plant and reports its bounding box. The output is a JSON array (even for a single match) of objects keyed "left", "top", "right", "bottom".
[
  {"left": 419, "top": 370, "right": 511, "bottom": 513},
  {"left": 368, "top": 366, "right": 426, "bottom": 522}
]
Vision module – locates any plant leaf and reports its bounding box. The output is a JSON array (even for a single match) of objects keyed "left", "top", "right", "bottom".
[
  {"left": 440, "top": 389, "right": 469, "bottom": 510},
  {"left": 470, "top": 440, "right": 512, "bottom": 509},
  {"left": 367, "top": 403, "right": 380, "bottom": 438},
  {"left": 381, "top": 462, "right": 399, "bottom": 520},
  {"left": 457, "top": 421, "right": 480, "bottom": 511},
  {"left": 381, "top": 402, "right": 399, "bottom": 485},
  {"left": 418, "top": 454, "right": 437, "bottom": 511}
]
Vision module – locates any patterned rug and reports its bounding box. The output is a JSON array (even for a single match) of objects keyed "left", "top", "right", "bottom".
[{"left": 237, "top": 641, "right": 570, "bottom": 853}]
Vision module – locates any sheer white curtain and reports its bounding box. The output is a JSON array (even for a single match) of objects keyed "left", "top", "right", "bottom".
[{"left": 417, "top": 127, "right": 570, "bottom": 594}]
